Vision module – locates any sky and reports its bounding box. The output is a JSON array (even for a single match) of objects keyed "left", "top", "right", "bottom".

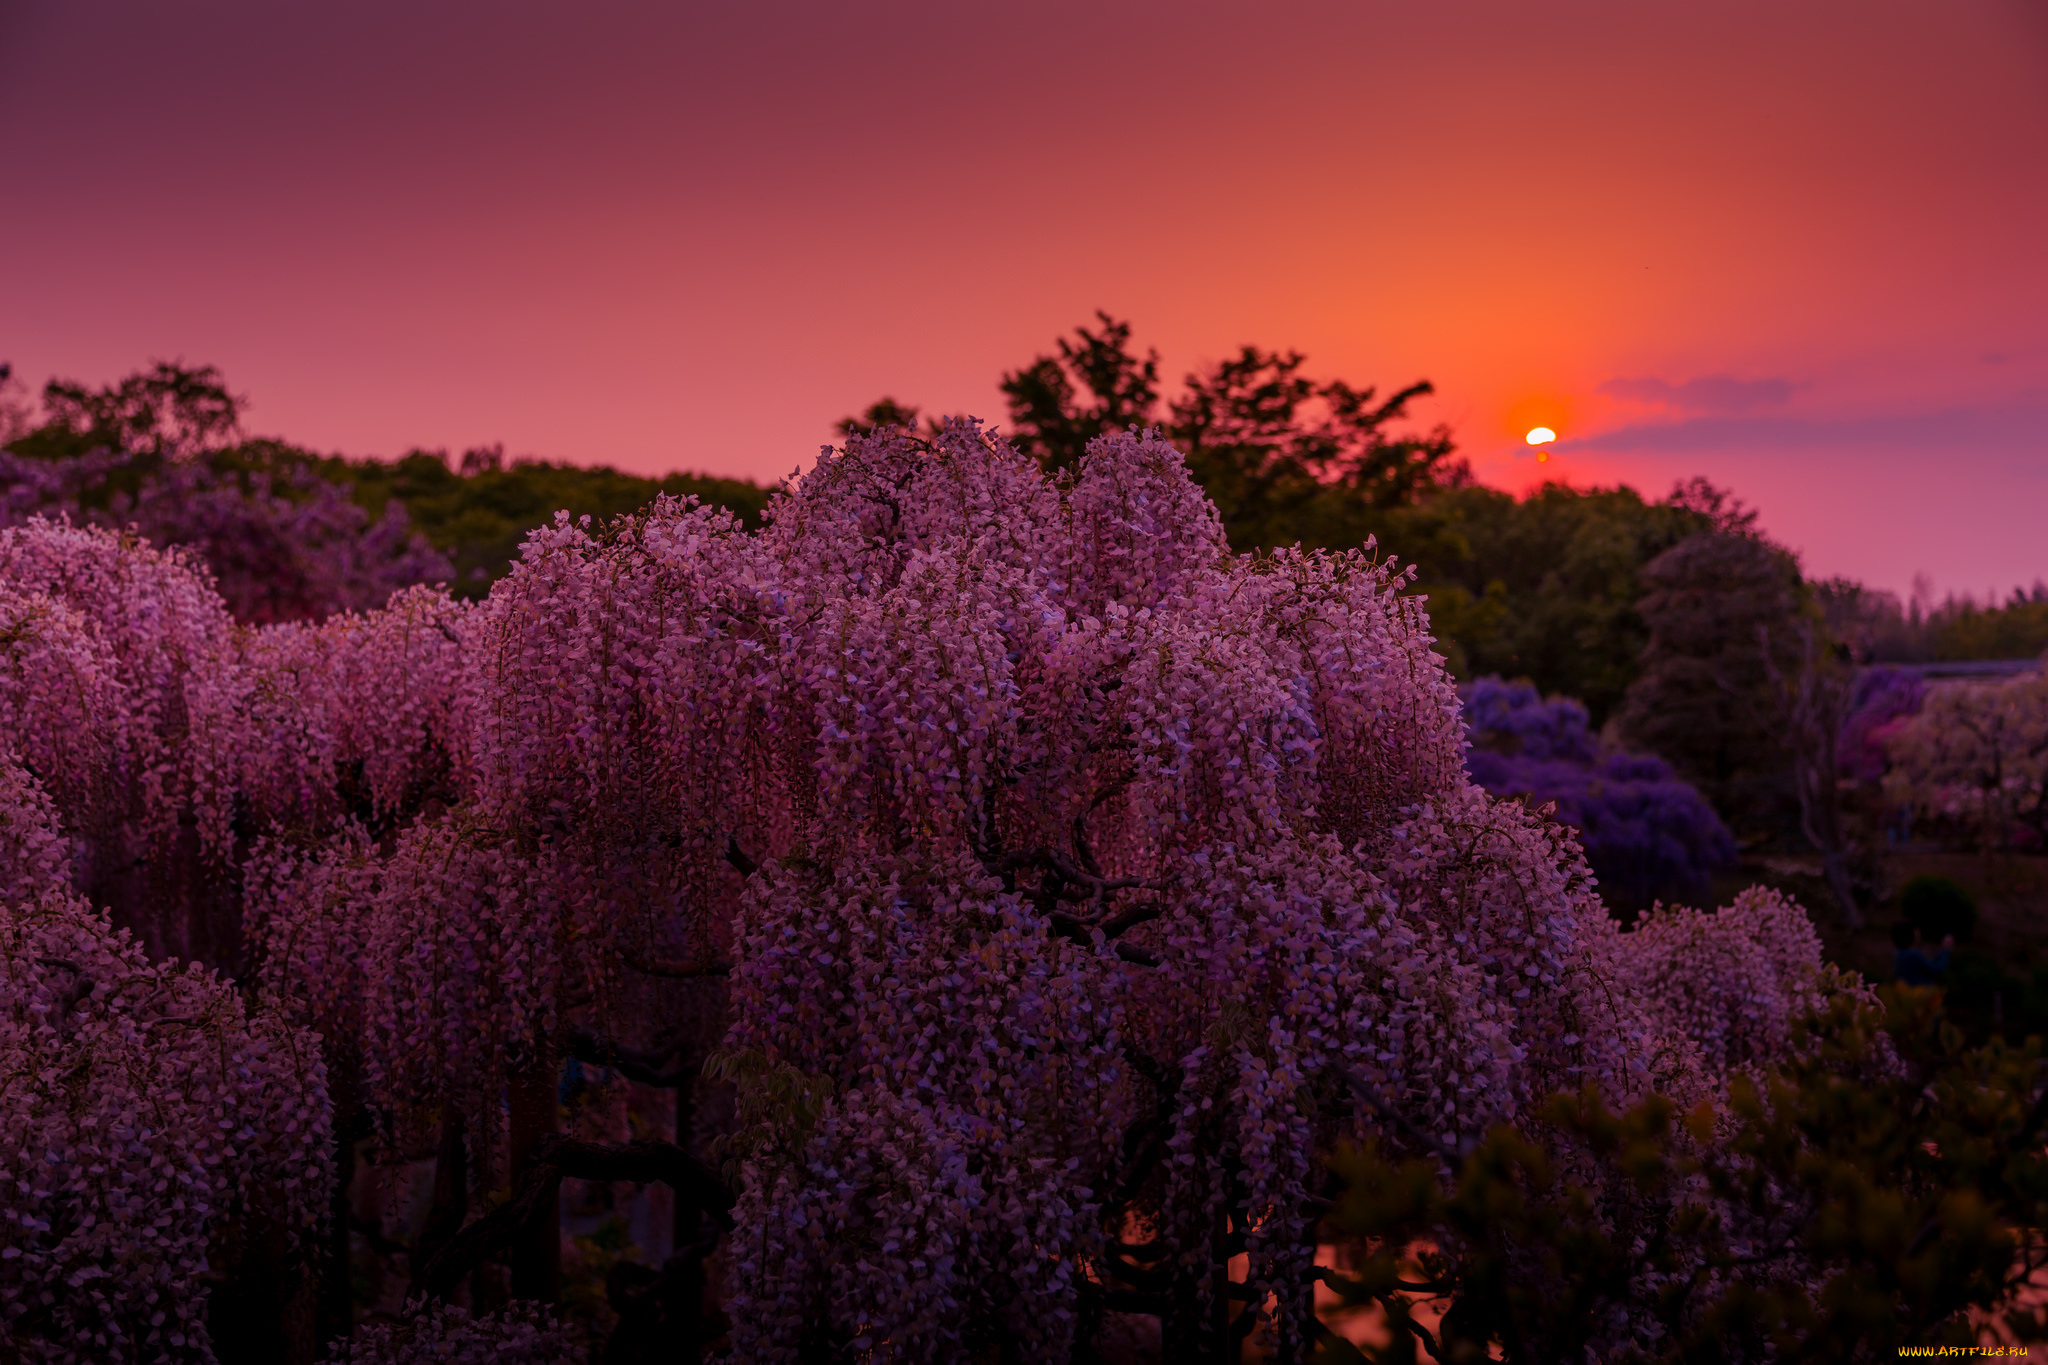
[{"left": 2, "top": 0, "right": 2044, "bottom": 600}]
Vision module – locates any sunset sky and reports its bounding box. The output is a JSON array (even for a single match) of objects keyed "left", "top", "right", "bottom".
[{"left": 3, "top": 0, "right": 2044, "bottom": 600}]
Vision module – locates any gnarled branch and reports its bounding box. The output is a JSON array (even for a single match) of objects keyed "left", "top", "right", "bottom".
[
  {"left": 411, "top": 1161, "right": 561, "bottom": 1302},
  {"left": 1343, "top": 1068, "right": 1471, "bottom": 1163},
  {"left": 563, "top": 1026, "right": 699, "bottom": 1089},
  {"left": 410, "top": 1136, "right": 734, "bottom": 1303},
  {"left": 531, "top": 1134, "right": 734, "bottom": 1225}
]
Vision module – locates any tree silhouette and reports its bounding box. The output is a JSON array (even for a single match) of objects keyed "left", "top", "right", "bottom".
[
  {"left": 995, "top": 314, "right": 1462, "bottom": 549},
  {"left": 998, "top": 311, "right": 1160, "bottom": 473}
]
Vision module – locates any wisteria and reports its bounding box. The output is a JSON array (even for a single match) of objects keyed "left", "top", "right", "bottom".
[
  {"left": 232, "top": 583, "right": 471, "bottom": 835},
  {"left": 1461, "top": 676, "right": 1735, "bottom": 909},
  {"left": 0, "top": 446, "right": 452, "bottom": 625},
  {"left": 1884, "top": 668, "right": 2048, "bottom": 851},
  {"left": 1593, "top": 885, "right": 1836, "bottom": 1074},
  {"left": 0, "top": 422, "right": 1874, "bottom": 1359},
  {"left": 1837, "top": 665, "right": 1927, "bottom": 783},
  {"left": 0, "top": 760, "right": 329, "bottom": 1363},
  {"left": 336, "top": 1301, "right": 579, "bottom": 1365}
]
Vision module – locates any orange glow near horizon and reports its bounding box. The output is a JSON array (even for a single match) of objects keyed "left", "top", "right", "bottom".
[{"left": 0, "top": 1, "right": 2042, "bottom": 598}]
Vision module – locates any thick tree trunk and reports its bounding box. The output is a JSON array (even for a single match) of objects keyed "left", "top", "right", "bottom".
[
  {"left": 1767, "top": 617, "right": 1861, "bottom": 929},
  {"left": 508, "top": 1057, "right": 562, "bottom": 1303},
  {"left": 320, "top": 1047, "right": 373, "bottom": 1347},
  {"left": 675, "top": 1068, "right": 696, "bottom": 1154},
  {"left": 409, "top": 1102, "right": 470, "bottom": 1302},
  {"left": 209, "top": 1213, "right": 318, "bottom": 1365},
  {"left": 1821, "top": 848, "right": 1861, "bottom": 930},
  {"left": 1210, "top": 1205, "right": 1231, "bottom": 1362},
  {"left": 323, "top": 1122, "right": 357, "bottom": 1344}
]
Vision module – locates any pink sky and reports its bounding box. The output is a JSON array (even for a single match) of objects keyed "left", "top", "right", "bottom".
[{"left": 3, "top": 0, "right": 2044, "bottom": 599}]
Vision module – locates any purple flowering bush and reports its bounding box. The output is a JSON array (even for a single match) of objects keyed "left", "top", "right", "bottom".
[
  {"left": 1461, "top": 676, "right": 1736, "bottom": 911},
  {"left": 0, "top": 424, "right": 1906, "bottom": 1360},
  {"left": 1886, "top": 669, "right": 2048, "bottom": 852},
  {"left": 1839, "top": 666, "right": 1928, "bottom": 783},
  {"left": 0, "top": 445, "right": 452, "bottom": 624}
]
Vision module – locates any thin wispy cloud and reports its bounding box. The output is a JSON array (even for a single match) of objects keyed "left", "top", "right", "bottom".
[
  {"left": 1568, "top": 392, "right": 2048, "bottom": 459},
  {"left": 1599, "top": 374, "right": 1796, "bottom": 413}
]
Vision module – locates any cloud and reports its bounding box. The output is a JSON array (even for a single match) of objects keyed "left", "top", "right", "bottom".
[
  {"left": 1599, "top": 374, "right": 1796, "bottom": 412},
  {"left": 1566, "top": 392, "right": 2048, "bottom": 458}
]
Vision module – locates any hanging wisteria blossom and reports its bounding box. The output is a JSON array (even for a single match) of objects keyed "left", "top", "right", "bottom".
[
  {"left": 0, "top": 761, "right": 329, "bottom": 1364},
  {"left": 0, "top": 423, "right": 1873, "bottom": 1361}
]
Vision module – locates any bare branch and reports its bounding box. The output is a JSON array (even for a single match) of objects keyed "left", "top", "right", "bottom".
[
  {"left": 1099, "top": 901, "right": 1165, "bottom": 940},
  {"left": 1098, "top": 1288, "right": 1171, "bottom": 1317},
  {"left": 1001, "top": 844, "right": 1161, "bottom": 896},
  {"left": 563, "top": 1025, "right": 699, "bottom": 1089},
  {"left": 1343, "top": 1068, "right": 1470, "bottom": 1163},
  {"left": 1047, "top": 909, "right": 1160, "bottom": 964},
  {"left": 410, "top": 1162, "right": 563, "bottom": 1302},
  {"left": 1071, "top": 814, "right": 1103, "bottom": 876}
]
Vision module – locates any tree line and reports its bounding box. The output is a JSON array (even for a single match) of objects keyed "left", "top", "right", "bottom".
[
  {"left": 6, "top": 342, "right": 2043, "bottom": 705},
  {"left": 5, "top": 334, "right": 2044, "bottom": 908}
]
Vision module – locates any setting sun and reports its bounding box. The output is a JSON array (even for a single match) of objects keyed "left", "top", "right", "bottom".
[{"left": 1526, "top": 427, "right": 1557, "bottom": 445}]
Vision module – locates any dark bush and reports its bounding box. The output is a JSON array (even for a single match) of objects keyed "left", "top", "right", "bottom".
[{"left": 1901, "top": 874, "right": 1977, "bottom": 944}]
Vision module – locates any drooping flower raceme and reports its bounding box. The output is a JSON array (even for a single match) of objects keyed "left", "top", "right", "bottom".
[
  {"left": 335, "top": 1300, "right": 579, "bottom": 1365},
  {"left": 1461, "top": 676, "right": 1736, "bottom": 909},
  {"left": 71, "top": 420, "right": 1858, "bottom": 1359},
  {"left": 231, "top": 583, "right": 471, "bottom": 834},
  {"left": 0, "top": 519, "right": 241, "bottom": 864},
  {"left": 0, "top": 760, "right": 330, "bottom": 1365},
  {"left": 241, "top": 423, "right": 1837, "bottom": 1356}
]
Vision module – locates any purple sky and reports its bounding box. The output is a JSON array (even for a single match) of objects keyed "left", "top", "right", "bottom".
[{"left": 3, "top": 0, "right": 2044, "bottom": 599}]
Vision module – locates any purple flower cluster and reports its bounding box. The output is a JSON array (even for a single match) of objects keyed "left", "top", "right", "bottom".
[
  {"left": 0, "top": 758, "right": 330, "bottom": 1363},
  {"left": 0, "top": 425, "right": 1868, "bottom": 1357},
  {"left": 1838, "top": 666, "right": 1927, "bottom": 782},
  {"left": 1594, "top": 886, "right": 1832, "bottom": 1072},
  {"left": 0, "top": 447, "right": 451, "bottom": 624},
  {"left": 1461, "top": 676, "right": 1736, "bottom": 909},
  {"left": 1884, "top": 670, "right": 2048, "bottom": 846},
  {"left": 338, "top": 1301, "right": 578, "bottom": 1365}
]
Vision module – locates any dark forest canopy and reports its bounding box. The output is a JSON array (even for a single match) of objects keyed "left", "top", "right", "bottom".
[
  {"left": 0, "top": 361, "right": 772, "bottom": 609},
  {"left": 7, "top": 344, "right": 2044, "bottom": 704}
]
